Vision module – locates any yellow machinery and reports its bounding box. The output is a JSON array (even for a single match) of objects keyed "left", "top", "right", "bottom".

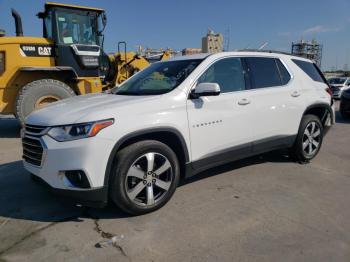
[{"left": 0, "top": 2, "right": 170, "bottom": 124}]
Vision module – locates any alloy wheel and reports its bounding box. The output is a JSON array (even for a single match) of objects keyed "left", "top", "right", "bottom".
[
  {"left": 125, "top": 152, "right": 173, "bottom": 206},
  {"left": 302, "top": 121, "right": 321, "bottom": 156}
]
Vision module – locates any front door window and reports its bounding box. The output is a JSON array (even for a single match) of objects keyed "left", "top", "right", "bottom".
[{"left": 197, "top": 57, "right": 245, "bottom": 93}]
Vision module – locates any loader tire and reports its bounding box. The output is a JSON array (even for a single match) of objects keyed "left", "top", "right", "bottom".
[{"left": 15, "top": 79, "right": 75, "bottom": 126}]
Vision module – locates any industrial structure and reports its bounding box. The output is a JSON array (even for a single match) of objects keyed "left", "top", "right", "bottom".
[
  {"left": 291, "top": 39, "right": 323, "bottom": 67},
  {"left": 202, "top": 29, "right": 223, "bottom": 53}
]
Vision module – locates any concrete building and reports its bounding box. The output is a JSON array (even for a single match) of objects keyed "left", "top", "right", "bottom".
[
  {"left": 202, "top": 29, "right": 223, "bottom": 53},
  {"left": 182, "top": 48, "right": 202, "bottom": 56}
]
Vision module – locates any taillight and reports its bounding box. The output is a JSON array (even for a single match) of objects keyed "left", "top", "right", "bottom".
[
  {"left": 326, "top": 85, "right": 332, "bottom": 96},
  {"left": 325, "top": 84, "right": 333, "bottom": 105}
]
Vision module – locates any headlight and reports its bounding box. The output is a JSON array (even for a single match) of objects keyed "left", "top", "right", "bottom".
[
  {"left": 48, "top": 119, "right": 114, "bottom": 142},
  {"left": 0, "top": 52, "right": 5, "bottom": 75}
]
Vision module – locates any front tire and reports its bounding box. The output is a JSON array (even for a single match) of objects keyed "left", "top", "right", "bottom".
[
  {"left": 110, "top": 140, "right": 180, "bottom": 215},
  {"left": 15, "top": 79, "right": 75, "bottom": 126},
  {"left": 290, "top": 114, "right": 323, "bottom": 163}
]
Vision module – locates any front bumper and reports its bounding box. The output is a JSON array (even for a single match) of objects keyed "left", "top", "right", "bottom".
[
  {"left": 32, "top": 174, "right": 108, "bottom": 207},
  {"left": 23, "top": 134, "right": 115, "bottom": 207},
  {"left": 330, "top": 86, "right": 343, "bottom": 99}
]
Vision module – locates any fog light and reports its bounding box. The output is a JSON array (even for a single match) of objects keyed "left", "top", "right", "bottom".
[{"left": 64, "top": 170, "right": 90, "bottom": 189}]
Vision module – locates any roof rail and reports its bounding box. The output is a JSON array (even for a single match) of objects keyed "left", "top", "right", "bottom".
[{"left": 236, "top": 49, "right": 292, "bottom": 56}]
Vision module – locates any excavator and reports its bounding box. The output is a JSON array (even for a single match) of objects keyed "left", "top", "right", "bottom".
[{"left": 0, "top": 2, "right": 171, "bottom": 124}]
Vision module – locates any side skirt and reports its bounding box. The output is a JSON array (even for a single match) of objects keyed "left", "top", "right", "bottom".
[{"left": 185, "top": 135, "right": 296, "bottom": 178}]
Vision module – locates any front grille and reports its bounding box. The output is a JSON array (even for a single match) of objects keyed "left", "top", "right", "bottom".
[
  {"left": 25, "top": 124, "right": 47, "bottom": 135},
  {"left": 22, "top": 125, "right": 48, "bottom": 167}
]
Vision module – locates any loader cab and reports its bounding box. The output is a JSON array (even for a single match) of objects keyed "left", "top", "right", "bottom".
[{"left": 38, "top": 2, "right": 107, "bottom": 77}]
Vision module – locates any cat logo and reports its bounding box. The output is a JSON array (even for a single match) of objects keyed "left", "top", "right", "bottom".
[
  {"left": 19, "top": 44, "right": 55, "bottom": 57},
  {"left": 38, "top": 46, "right": 52, "bottom": 56}
]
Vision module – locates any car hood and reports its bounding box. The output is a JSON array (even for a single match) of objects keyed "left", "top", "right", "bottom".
[{"left": 25, "top": 93, "right": 159, "bottom": 126}]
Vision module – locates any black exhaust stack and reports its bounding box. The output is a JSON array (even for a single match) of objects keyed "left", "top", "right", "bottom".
[{"left": 11, "top": 9, "right": 23, "bottom": 36}]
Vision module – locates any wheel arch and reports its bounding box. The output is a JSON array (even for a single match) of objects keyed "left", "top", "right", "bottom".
[
  {"left": 19, "top": 66, "right": 78, "bottom": 78},
  {"left": 17, "top": 67, "right": 79, "bottom": 94},
  {"left": 302, "top": 103, "right": 333, "bottom": 127},
  {"left": 103, "top": 127, "right": 190, "bottom": 187}
]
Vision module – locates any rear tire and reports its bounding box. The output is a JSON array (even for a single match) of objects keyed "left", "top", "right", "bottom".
[
  {"left": 109, "top": 140, "right": 180, "bottom": 215},
  {"left": 290, "top": 114, "right": 323, "bottom": 163},
  {"left": 15, "top": 79, "right": 75, "bottom": 126}
]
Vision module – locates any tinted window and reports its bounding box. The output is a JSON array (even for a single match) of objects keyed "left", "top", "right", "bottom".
[
  {"left": 245, "top": 57, "right": 282, "bottom": 88},
  {"left": 197, "top": 58, "right": 245, "bottom": 93},
  {"left": 276, "top": 59, "right": 291, "bottom": 85},
  {"left": 292, "top": 59, "right": 324, "bottom": 83}
]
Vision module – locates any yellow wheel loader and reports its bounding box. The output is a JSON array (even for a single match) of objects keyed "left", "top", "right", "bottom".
[{"left": 0, "top": 2, "right": 170, "bottom": 125}]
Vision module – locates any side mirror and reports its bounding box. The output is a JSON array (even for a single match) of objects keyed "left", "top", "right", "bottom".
[
  {"left": 102, "top": 12, "right": 107, "bottom": 28},
  {"left": 37, "top": 12, "right": 45, "bottom": 19},
  {"left": 190, "top": 83, "right": 220, "bottom": 99},
  {"left": 97, "top": 12, "right": 107, "bottom": 37}
]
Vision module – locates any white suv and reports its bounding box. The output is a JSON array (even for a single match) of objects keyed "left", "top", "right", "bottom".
[{"left": 22, "top": 51, "right": 334, "bottom": 215}]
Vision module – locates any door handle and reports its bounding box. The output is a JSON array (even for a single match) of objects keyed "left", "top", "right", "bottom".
[
  {"left": 291, "top": 91, "right": 301, "bottom": 97},
  {"left": 238, "top": 98, "right": 251, "bottom": 105}
]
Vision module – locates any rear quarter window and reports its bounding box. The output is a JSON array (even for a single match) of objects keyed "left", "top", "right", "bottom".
[
  {"left": 275, "top": 59, "right": 291, "bottom": 85},
  {"left": 292, "top": 59, "right": 325, "bottom": 83}
]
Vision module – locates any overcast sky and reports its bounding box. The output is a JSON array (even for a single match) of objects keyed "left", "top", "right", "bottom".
[{"left": 1, "top": 0, "right": 349, "bottom": 70}]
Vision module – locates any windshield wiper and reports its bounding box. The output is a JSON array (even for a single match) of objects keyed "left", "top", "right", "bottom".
[{"left": 115, "top": 91, "right": 141, "bottom": 96}]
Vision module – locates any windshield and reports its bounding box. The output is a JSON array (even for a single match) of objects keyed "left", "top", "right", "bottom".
[
  {"left": 114, "top": 59, "right": 202, "bottom": 95},
  {"left": 328, "top": 78, "right": 347, "bottom": 85},
  {"left": 56, "top": 11, "right": 98, "bottom": 45}
]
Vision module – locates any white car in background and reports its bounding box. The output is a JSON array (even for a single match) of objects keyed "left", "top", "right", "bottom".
[
  {"left": 22, "top": 51, "right": 334, "bottom": 215},
  {"left": 327, "top": 77, "right": 350, "bottom": 99}
]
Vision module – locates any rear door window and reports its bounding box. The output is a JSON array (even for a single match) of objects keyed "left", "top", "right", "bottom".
[
  {"left": 292, "top": 59, "right": 325, "bottom": 83},
  {"left": 245, "top": 57, "right": 282, "bottom": 89}
]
